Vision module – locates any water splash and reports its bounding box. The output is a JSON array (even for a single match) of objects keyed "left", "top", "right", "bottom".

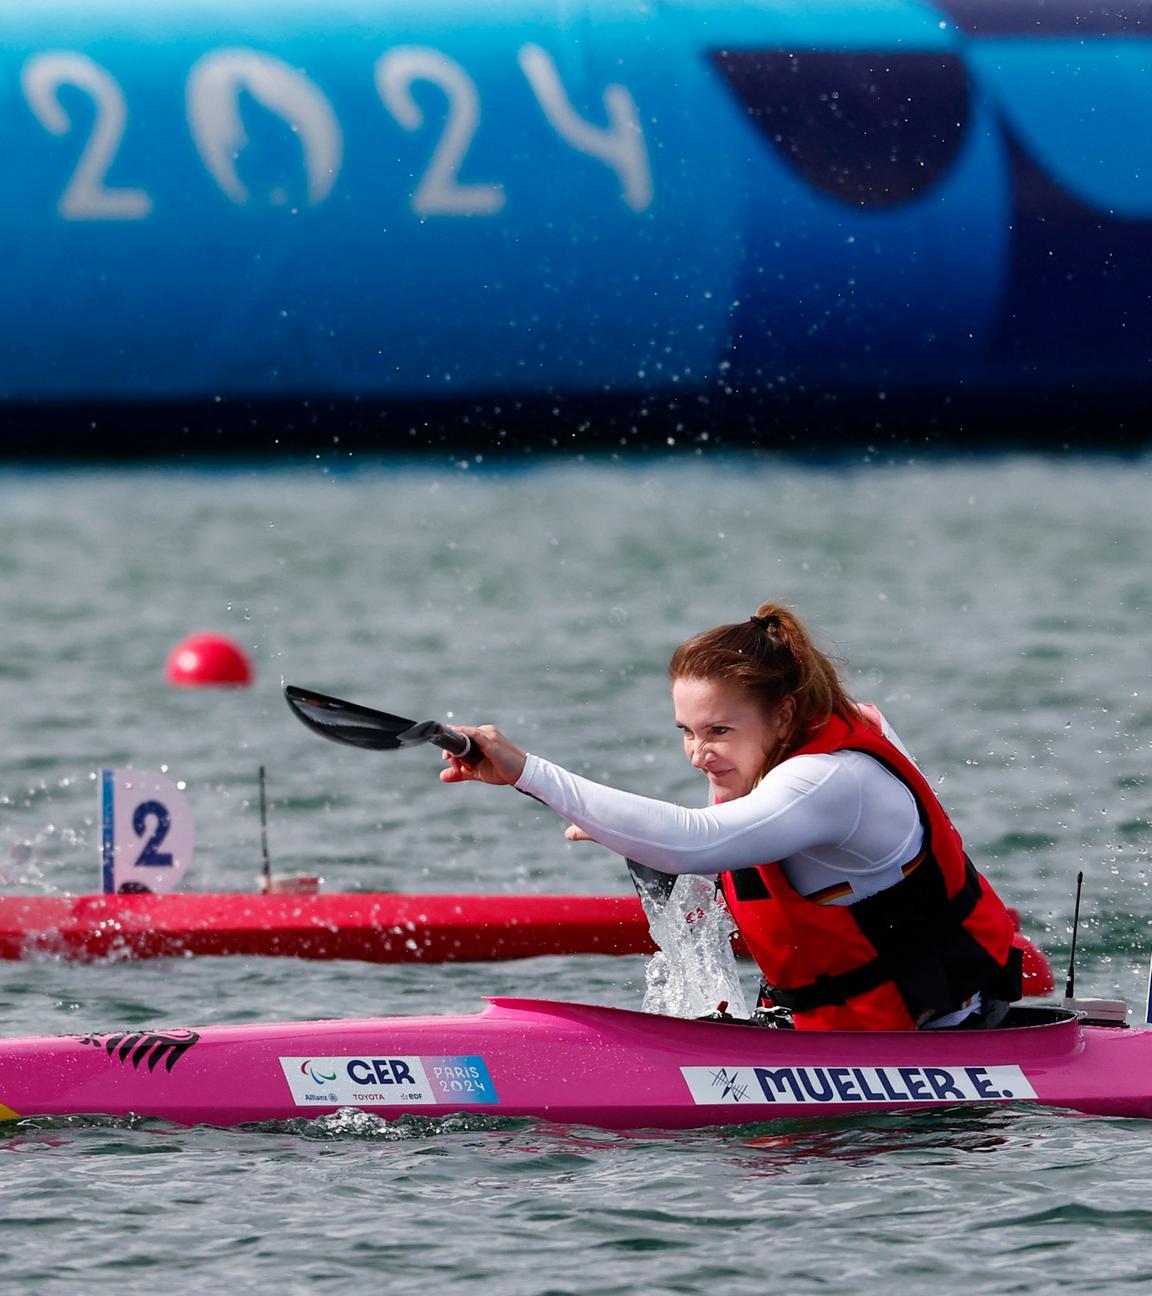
[
  {"left": 636, "top": 873, "right": 750, "bottom": 1019},
  {"left": 281, "top": 1107, "right": 525, "bottom": 1140}
]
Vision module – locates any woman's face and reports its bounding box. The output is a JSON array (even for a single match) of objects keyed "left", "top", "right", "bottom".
[{"left": 672, "top": 676, "right": 792, "bottom": 802}]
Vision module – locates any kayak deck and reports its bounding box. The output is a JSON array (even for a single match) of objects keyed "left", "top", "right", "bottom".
[{"left": 0, "top": 998, "right": 1145, "bottom": 1129}]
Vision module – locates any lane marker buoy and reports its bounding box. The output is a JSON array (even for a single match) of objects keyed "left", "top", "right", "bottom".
[{"left": 165, "top": 632, "right": 252, "bottom": 687}]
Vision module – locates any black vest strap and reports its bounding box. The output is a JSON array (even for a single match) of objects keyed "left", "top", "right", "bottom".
[
  {"left": 729, "top": 867, "right": 771, "bottom": 902},
  {"left": 763, "top": 959, "right": 893, "bottom": 1014},
  {"left": 762, "top": 860, "right": 993, "bottom": 1014}
]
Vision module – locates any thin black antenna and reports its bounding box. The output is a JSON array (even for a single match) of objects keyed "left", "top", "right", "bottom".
[
  {"left": 1064, "top": 870, "right": 1084, "bottom": 1001},
  {"left": 259, "top": 765, "right": 272, "bottom": 890}
]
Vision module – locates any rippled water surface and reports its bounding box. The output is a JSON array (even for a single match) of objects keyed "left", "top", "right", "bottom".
[{"left": 2, "top": 453, "right": 1151, "bottom": 1293}]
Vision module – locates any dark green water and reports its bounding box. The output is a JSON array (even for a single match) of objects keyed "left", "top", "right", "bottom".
[{"left": 1, "top": 454, "right": 1151, "bottom": 1293}]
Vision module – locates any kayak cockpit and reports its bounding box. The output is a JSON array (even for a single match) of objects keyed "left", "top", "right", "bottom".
[
  {"left": 998, "top": 1004, "right": 1095, "bottom": 1029},
  {"left": 482, "top": 996, "right": 1131, "bottom": 1039},
  {"left": 715, "top": 1003, "right": 1103, "bottom": 1031}
]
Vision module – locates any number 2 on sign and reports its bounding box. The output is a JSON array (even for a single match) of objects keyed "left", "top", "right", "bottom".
[
  {"left": 131, "top": 799, "right": 174, "bottom": 868},
  {"left": 101, "top": 768, "right": 194, "bottom": 894}
]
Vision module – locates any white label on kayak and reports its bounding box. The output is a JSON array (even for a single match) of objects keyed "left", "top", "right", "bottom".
[
  {"left": 279, "top": 1054, "right": 499, "bottom": 1107},
  {"left": 680, "top": 1063, "right": 1037, "bottom": 1106}
]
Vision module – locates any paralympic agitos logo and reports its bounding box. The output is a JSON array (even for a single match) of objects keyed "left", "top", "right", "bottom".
[{"left": 301, "top": 1059, "right": 338, "bottom": 1086}]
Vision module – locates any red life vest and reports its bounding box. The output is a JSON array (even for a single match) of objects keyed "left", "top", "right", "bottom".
[{"left": 718, "top": 708, "right": 1020, "bottom": 1032}]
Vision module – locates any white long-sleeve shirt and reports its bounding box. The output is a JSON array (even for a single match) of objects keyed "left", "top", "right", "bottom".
[
  {"left": 516, "top": 734, "right": 925, "bottom": 905},
  {"left": 516, "top": 717, "right": 988, "bottom": 1026}
]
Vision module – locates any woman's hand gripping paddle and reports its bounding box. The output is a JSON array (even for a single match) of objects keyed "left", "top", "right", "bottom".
[{"left": 284, "top": 685, "right": 677, "bottom": 901}]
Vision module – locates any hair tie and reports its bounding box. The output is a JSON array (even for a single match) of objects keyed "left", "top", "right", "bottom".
[{"left": 749, "top": 614, "right": 779, "bottom": 632}]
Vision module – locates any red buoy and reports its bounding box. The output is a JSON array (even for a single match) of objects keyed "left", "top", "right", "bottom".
[{"left": 165, "top": 633, "right": 253, "bottom": 687}]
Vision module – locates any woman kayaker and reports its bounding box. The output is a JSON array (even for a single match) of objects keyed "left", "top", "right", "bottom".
[{"left": 439, "top": 603, "right": 1023, "bottom": 1032}]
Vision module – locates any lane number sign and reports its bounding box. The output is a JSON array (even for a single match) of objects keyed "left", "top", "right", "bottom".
[{"left": 100, "top": 768, "right": 195, "bottom": 895}]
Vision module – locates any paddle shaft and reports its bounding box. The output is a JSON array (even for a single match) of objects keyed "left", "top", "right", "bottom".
[{"left": 405, "top": 721, "right": 479, "bottom": 762}]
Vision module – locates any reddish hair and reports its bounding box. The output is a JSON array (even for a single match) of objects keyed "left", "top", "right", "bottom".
[{"left": 668, "top": 603, "right": 855, "bottom": 769}]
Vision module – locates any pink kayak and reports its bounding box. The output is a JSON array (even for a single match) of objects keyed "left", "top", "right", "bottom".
[{"left": 0, "top": 997, "right": 1145, "bottom": 1128}]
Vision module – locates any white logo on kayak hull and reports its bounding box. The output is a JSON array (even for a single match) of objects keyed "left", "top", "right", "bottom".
[
  {"left": 280, "top": 1054, "right": 499, "bottom": 1107},
  {"left": 681, "top": 1063, "right": 1037, "bottom": 1106}
]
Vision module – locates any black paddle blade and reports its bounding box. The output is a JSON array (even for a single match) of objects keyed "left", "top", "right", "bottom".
[
  {"left": 627, "top": 858, "right": 678, "bottom": 903},
  {"left": 284, "top": 686, "right": 418, "bottom": 751},
  {"left": 284, "top": 686, "right": 482, "bottom": 763}
]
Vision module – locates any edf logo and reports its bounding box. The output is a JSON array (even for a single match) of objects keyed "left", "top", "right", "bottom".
[{"left": 345, "top": 1058, "right": 417, "bottom": 1086}]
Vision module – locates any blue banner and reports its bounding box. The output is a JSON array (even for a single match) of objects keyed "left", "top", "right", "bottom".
[{"left": 2, "top": 0, "right": 1149, "bottom": 413}]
